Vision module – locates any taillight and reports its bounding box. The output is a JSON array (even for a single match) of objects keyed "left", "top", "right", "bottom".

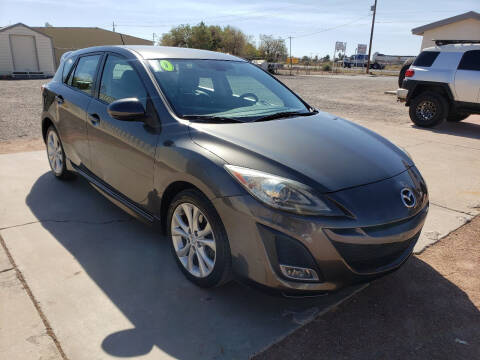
[
  {"left": 41, "top": 84, "right": 46, "bottom": 92},
  {"left": 405, "top": 69, "right": 415, "bottom": 78}
]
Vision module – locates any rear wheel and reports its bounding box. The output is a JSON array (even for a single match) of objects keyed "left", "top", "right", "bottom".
[
  {"left": 409, "top": 92, "right": 448, "bottom": 128},
  {"left": 167, "top": 189, "right": 232, "bottom": 288},
  {"left": 46, "top": 126, "right": 74, "bottom": 180},
  {"left": 447, "top": 112, "right": 469, "bottom": 122}
]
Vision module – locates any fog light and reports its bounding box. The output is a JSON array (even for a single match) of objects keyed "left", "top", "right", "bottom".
[{"left": 279, "top": 264, "right": 319, "bottom": 281}]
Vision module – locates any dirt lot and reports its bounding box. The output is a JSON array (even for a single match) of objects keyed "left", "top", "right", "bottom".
[
  {"left": 257, "top": 216, "right": 480, "bottom": 360},
  {"left": 279, "top": 74, "right": 409, "bottom": 124}
]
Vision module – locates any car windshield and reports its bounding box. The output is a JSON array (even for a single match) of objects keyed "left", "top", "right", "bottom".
[{"left": 148, "top": 59, "right": 312, "bottom": 122}]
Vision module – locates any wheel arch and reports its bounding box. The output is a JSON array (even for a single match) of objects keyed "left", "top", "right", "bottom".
[
  {"left": 406, "top": 81, "right": 453, "bottom": 106},
  {"left": 41, "top": 117, "right": 54, "bottom": 142},
  {"left": 160, "top": 181, "right": 205, "bottom": 234}
]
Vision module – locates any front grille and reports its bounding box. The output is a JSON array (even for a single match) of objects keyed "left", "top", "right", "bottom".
[{"left": 330, "top": 233, "right": 419, "bottom": 273}]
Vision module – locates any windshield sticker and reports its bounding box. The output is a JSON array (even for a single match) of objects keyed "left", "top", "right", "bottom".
[{"left": 160, "top": 60, "right": 174, "bottom": 72}]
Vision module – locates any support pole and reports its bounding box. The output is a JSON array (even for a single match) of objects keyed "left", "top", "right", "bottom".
[{"left": 366, "top": 0, "right": 377, "bottom": 74}]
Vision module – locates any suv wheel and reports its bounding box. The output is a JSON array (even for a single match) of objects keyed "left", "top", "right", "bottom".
[
  {"left": 447, "top": 112, "right": 469, "bottom": 122},
  {"left": 409, "top": 92, "right": 448, "bottom": 127},
  {"left": 46, "top": 126, "right": 75, "bottom": 180},
  {"left": 167, "top": 189, "right": 232, "bottom": 288}
]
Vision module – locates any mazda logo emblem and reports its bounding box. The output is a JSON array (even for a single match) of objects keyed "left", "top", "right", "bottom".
[{"left": 400, "top": 188, "right": 416, "bottom": 208}]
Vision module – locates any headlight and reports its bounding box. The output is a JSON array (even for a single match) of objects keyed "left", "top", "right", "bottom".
[{"left": 224, "top": 165, "right": 333, "bottom": 215}]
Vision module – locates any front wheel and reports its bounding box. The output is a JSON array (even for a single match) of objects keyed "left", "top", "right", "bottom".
[
  {"left": 167, "top": 189, "right": 232, "bottom": 288},
  {"left": 409, "top": 92, "right": 448, "bottom": 128}
]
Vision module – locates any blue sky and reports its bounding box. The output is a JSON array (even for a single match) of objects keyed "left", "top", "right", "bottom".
[{"left": 1, "top": 0, "right": 479, "bottom": 57}]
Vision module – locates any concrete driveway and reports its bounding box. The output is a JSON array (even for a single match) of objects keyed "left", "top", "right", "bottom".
[
  {"left": 0, "top": 151, "right": 364, "bottom": 360},
  {"left": 1, "top": 115, "right": 479, "bottom": 359}
]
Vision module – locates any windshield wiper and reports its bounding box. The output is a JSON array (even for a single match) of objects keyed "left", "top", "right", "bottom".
[
  {"left": 252, "top": 110, "right": 318, "bottom": 122},
  {"left": 182, "top": 115, "right": 245, "bottom": 123}
]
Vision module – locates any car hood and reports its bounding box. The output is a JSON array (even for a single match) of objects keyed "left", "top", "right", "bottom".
[{"left": 189, "top": 112, "right": 413, "bottom": 193}]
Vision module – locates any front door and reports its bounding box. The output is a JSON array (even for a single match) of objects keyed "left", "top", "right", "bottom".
[
  {"left": 86, "top": 53, "right": 160, "bottom": 210},
  {"left": 454, "top": 50, "right": 480, "bottom": 103}
]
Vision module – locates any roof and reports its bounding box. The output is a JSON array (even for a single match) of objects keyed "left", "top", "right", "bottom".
[
  {"left": 31, "top": 27, "right": 152, "bottom": 49},
  {"left": 121, "top": 45, "right": 245, "bottom": 61},
  {"left": 67, "top": 45, "right": 245, "bottom": 62},
  {"left": 423, "top": 43, "right": 480, "bottom": 53},
  {"left": 0, "top": 22, "right": 52, "bottom": 38},
  {"left": 412, "top": 11, "right": 480, "bottom": 35}
]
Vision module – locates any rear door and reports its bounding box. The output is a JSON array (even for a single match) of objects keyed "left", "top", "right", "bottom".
[
  {"left": 454, "top": 50, "right": 480, "bottom": 103},
  {"left": 86, "top": 53, "right": 160, "bottom": 209},
  {"left": 54, "top": 53, "right": 103, "bottom": 168}
]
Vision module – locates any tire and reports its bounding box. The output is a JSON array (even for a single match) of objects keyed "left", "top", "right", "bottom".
[
  {"left": 398, "top": 63, "right": 410, "bottom": 87},
  {"left": 167, "top": 189, "right": 232, "bottom": 288},
  {"left": 45, "top": 126, "right": 75, "bottom": 180},
  {"left": 409, "top": 91, "right": 448, "bottom": 128},
  {"left": 447, "top": 112, "right": 469, "bottom": 122}
]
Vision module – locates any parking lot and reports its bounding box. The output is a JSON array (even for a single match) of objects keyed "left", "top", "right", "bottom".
[{"left": 1, "top": 76, "right": 479, "bottom": 359}]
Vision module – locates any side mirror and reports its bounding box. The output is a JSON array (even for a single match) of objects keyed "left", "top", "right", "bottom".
[{"left": 107, "top": 98, "right": 145, "bottom": 121}]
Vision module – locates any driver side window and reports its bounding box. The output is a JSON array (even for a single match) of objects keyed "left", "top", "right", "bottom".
[{"left": 99, "top": 55, "right": 147, "bottom": 106}]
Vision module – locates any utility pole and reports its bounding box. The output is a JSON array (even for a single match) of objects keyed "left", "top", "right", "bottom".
[
  {"left": 112, "top": 21, "right": 116, "bottom": 32},
  {"left": 289, "top": 36, "right": 292, "bottom": 76},
  {"left": 366, "top": 0, "right": 377, "bottom": 74}
]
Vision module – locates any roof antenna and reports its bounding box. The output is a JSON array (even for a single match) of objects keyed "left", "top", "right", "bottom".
[{"left": 120, "top": 33, "right": 125, "bottom": 45}]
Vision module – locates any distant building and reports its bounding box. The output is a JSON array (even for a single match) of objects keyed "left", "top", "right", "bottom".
[
  {"left": 0, "top": 23, "right": 152, "bottom": 78},
  {"left": 0, "top": 23, "right": 56, "bottom": 77},
  {"left": 33, "top": 26, "right": 152, "bottom": 68},
  {"left": 412, "top": 11, "right": 480, "bottom": 50}
]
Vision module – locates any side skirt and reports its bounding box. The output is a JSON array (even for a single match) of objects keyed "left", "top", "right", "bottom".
[{"left": 71, "top": 162, "right": 159, "bottom": 224}]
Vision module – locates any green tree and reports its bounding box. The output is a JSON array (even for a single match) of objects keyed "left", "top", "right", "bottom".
[
  {"left": 258, "top": 35, "right": 287, "bottom": 62},
  {"left": 160, "top": 23, "right": 256, "bottom": 58}
]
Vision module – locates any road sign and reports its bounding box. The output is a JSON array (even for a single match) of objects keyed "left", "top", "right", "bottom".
[
  {"left": 357, "top": 44, "right": 367, "bottom": 54},
  {"left": 335, "top": 41, "right": 346, "bottom": 52}
]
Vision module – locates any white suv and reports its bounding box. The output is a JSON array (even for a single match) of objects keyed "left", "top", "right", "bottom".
[{"left": 397, "top": 41, "right": 480, "bottom": 127}]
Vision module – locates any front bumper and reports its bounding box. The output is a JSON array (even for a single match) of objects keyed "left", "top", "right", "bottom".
[{"left": 212, "top": 167, "right": 428, "bottom": 293}]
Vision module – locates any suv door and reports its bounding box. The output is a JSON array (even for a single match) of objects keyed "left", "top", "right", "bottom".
[
  {"left": 54, "top": 53, "right": 103, "bottom": 168},
  {"left": 454, "top": 50, "right": 480, "bottom": 103},
  {"left": 86, "top": 53, "right": 160, "bottom": 210}
]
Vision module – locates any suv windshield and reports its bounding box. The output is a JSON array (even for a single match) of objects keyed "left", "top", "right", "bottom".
[{"left": 148, "top": 59, "right": 312, "bottom": 122}]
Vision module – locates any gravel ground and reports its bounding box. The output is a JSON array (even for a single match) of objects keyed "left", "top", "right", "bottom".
[
  {"left": 257, "top": 216, "right": 480, "bottom": 360},
  {"left": 0, "top": 79, "right": 45, "bottom": 141},
  {"left": 0, "top": 75, "right": 406, "bottom": 144},
  {"left": 278, "top": 74, "right": 410, "bottom": 124}
]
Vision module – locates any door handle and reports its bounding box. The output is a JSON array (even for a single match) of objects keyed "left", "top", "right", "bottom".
[
  {"left": 56, "top": 95, "right": 64, "bottom": 105},
  {"left": 88, "top": 113, "right": 100, "bottom": 125}
]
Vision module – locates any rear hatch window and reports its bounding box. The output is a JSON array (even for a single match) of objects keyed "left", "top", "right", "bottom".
[{"left": 413, "top": 51, "right": 440, "bottom": 67}]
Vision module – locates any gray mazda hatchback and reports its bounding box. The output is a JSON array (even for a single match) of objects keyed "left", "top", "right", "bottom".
[{"left": 41, "top": 45, "right": 428, "bottom": 294}]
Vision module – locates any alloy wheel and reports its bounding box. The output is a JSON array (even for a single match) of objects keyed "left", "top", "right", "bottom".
[
  {"left": 47, "top": 130, "right": 63, "bottom": 175},
  {"left": 171, "top": 203, "right": 216, "bottom": 278},
  {"left": 416, "top": 100, "right": 437, "bottom": 122}
]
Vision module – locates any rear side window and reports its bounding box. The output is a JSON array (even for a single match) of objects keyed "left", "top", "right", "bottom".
[
  {"left": 99, "top": 55, "right": 147, "bottom": 105},
  {"left": 62, "top": 57, "right": 75, "bottom": 83},
  {"left": 458, "top": 50, "right": 480, "bottom": 71},
  {"left": 413, "top": 51, "right": 440, "bottom": 67},
  {"left": 71, "top": 55, "right": 101, "bottom": 95}
]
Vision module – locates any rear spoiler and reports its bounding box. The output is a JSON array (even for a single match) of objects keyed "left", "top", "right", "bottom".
[{"left": 434, "top": 40, "right": 480, "bottom": 46}]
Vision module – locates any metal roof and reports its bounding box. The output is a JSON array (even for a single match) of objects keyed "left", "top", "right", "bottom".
[
  {"left": 0, "top": 22, "right": 53, "bottom": 38},
  {"left": 412, "top": 11, "right": 480, "bottom": 35}
]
